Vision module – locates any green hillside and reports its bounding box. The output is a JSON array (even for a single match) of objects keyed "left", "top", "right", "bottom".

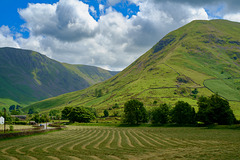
[
  {"left": 0, "top": 47, "right": 118, "bottom": 105},
  {"left": 25, "top": 20, "right": 240, "bottom": 118}
]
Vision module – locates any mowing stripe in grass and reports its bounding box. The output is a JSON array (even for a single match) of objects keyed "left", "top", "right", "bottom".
[
  {"left": 105, "top": 130, "right": 115, "bottom": 149},
  {"left": 84, "top": 130, "right": 106, "bottom": 150},
  {"left": 116, "top": 130, "right": 122, "bottom": 148},
  {"left": 122, "top": 130, "right": 134, "bottom": 147},
  {"left": 56, "top": 129, "right": 93, "bottom": 152},
  {"left": 127, "top": 130, "right": 145, "bottom": 147},
  {"left": 68, "top": 129, "right": 98, "bottom": 151}
]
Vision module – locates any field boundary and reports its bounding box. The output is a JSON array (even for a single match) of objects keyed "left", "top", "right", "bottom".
[{"left": 0, "top": 127, "right": 63, "bottom": 140}]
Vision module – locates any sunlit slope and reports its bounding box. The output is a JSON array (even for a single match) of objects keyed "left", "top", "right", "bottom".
[
  {"left": 0, "top": 47, "right": 118, "bottom": 105},
  {"left": 25, "top": 20, "right": 240, "bottom": 117}
]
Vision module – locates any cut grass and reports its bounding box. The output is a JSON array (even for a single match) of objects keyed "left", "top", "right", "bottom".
[{"left": 0, "top": 125, "right": 239, "bottom": 159}]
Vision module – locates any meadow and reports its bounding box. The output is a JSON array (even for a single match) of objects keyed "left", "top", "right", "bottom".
[{"left": 0, "top": 125, "right": 240, "bottom": 160}]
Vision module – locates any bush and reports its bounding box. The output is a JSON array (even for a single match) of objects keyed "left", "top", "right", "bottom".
[
  {"left": 9, "top": 125, "right": 14, "bottom": 131},
  {"left": 104, "top": 109, "right": 109, "bottom": 117},
  {"left": 171, "top": 101, "right": 196, "bottom": 125}
]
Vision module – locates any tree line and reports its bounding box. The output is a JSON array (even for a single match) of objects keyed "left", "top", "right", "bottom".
[
  {"left": 123, "top": 93, "right": 237, "bottom": 125},
  {"left": 7, "top": 93, "right": 235, "bottom": 126}
]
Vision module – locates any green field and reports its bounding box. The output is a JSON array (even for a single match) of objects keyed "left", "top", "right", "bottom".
[
  {"left": 204, "top": 78, "right": 240, "bottom": 101},
  {"left": 0, "top": 125, "right": 240, "bottom": 159}
]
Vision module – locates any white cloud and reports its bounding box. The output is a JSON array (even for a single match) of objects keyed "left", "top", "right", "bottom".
[
  {"left": 0, "top": 26, "right": 19, "bottom": 48},
  {"left": 224, "top": 13, "right": 240, "bottom": 22},
  {"left": 18, "top": 0, "right": 98, "bottom": 42}
]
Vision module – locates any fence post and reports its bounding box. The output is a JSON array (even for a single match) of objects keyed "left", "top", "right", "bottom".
[{"left": 4, "top": 108, "right": 6, "bottom": 133}]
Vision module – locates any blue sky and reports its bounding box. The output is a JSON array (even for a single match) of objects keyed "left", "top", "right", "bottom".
[{"left": 0, "top": 0, "right": 239, "bottom": 70}]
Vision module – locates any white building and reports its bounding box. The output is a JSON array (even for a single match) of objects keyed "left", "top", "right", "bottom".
[{"left": 0, "top": 116, "right": 4, "bottom": 124}]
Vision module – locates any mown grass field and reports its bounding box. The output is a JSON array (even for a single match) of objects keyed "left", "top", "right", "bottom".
[
  {"left": 204, "top": 78, "right": 240, "bottom": 101},
  {"left": 0, "top": 125, "right": 240, "bottom": 160}
]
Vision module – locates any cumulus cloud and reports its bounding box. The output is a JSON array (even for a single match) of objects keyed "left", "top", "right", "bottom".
[
  {"left": 224, "top": 13, "right": 240, "bottom": 22},
  {"left": 1, "top": 0, "right": 240, "bottom": 70},
  {"left": 18, "top": 0, "right": 98, "bottom": 42},
  {"left": 0, "top": 26, "right": 20, "bottom": 48}
]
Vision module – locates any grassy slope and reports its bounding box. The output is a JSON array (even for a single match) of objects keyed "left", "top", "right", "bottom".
[
  {"left": 25, "top": 20, "right": 240, "bottom": 118},
  {"left": 0, "top": 47, "right": 118, "bottom": 106}
]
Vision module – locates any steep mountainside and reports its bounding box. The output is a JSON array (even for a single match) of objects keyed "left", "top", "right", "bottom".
[
  {"left": 25, "top": 20, "right": 240, "bottom": 118},
  {"left": 0, "top": 47, "right": 118, "bottom": 105}
]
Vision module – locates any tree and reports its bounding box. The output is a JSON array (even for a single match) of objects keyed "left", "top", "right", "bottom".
[
  {"left": 151, "top": 103, "right": 170, "bottom": 124},
  {"left": 40, "top": 114, "right": 50, "bottom": 123},
  {"left": 32, "top": 114, "right": 40, "bottom": 123},
  {"left": 61, "top": 106, "right": 72, "bottom": 120},
  {"left": 62, "top": 106, "right": 95, "bottom": 123},
  {"left": 103, "top": 109, "right": 109, "bottom": 117},
  {"left": 28, "top": 107, "right": 39, "bottom": 114},
  {"left": 123, "top": 99, "right": 148, "bottom": 125},
  {"left": 197, "top": 94, "right": 236, "bottom": 125},
  {"left": 9, "top": 105, "right": 15, "bottom": 112},
  {"left": 171, "top": 101, "right": 196, "bottom": 125},
  {"left": 49, "top": 109, "right": 60, "bottom": 117}
]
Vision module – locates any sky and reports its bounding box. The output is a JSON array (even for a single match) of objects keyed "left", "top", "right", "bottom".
[{"left": 0, "top": 0, "right": 240, "bottom": 71}]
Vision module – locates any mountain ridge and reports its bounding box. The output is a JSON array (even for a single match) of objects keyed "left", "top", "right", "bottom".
[{"left": 0, "top": 47, "right": 118, "bottom": 106}]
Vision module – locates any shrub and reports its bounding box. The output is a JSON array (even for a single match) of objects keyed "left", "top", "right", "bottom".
[
  {"left": 9, "top": 125, "right": 14, "bottom": 131},
  {"left": 104, "top": 109, "right": 109, "bottom": 117}
]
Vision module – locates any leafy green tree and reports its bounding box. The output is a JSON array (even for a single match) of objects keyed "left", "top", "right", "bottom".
[
  {"left": 49, "top": 109, "right": 60, "bottom": 116},
  {"left": 197, "top": 94, "right": 236, "bottom": 125},
  {"left": 151, "top": 103, "right": 170, "bottom": 124},
  {"left": 28, "top": 107, "right": 39, "bottom": 114},
  {"left": 32, "top": 114, "right": 40, "bottom": 123},
  {"left": 61, "top": 106, "right": 73, "bottom": 120},
  {"left": 9, "top": 105, "right": 15, "bottom": 112},
  {"left": 171, "top": 101, "right": 196, "bottom": 125},
  {"left": 62, "top": 106, "right": 95, "bottom": 123},
  {"left": 40, "top": 114, "right": 50, "bottom": 123},
  {"left": 103, "top": 109, "right": 109, "bottom": 117},
  {"left": 68, "top": 107, "right": 95, "bottom": 123},
  {"left": 123, "top": 99, "right": 148, "bottom": 125}
]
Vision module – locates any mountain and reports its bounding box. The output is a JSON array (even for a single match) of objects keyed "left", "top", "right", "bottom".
[
  {"left": 0, "top": 47, "right": 118, "bottom": 105},
  {"left": 24, "top": 20, "right": 240, "bottom": 118}
]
